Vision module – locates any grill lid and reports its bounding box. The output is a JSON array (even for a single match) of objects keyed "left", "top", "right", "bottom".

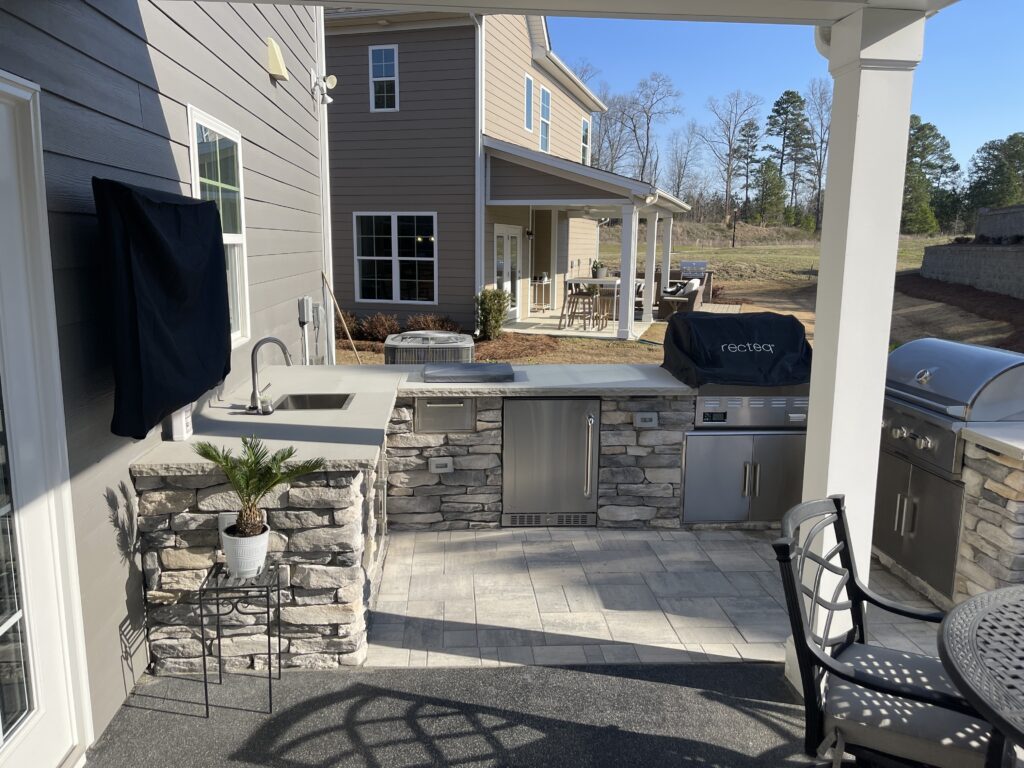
[{"left": 886, "top": 338, "right": 1024, "bottom": 420}]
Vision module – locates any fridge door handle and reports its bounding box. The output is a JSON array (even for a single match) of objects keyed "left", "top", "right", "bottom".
[
  {"left": 899, "top": 495, "right": 911, "bottom": 536},
  {"left": 894, "top": 493, "right": 903, "bottom": 532},
  {"left": 742, "top": 462, "right": 752, "bottom": 497},
  {"left": 752, "top": 462, "right": 761, "bottom": 496},
  {"left": 583, "top": 413, "right": 596, "bottom": 498}
]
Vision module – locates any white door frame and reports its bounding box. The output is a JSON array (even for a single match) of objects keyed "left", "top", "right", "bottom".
[
  {"left": 493, "top": 224, "right": 524, "bottom": 321},
  {"left": 0, "top": 70, "right": 92, "bottom": 768}
]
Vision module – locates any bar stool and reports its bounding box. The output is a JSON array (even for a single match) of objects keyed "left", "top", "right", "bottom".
[{"left": 558, "top": 278, "right": 589, "bottom": 329}]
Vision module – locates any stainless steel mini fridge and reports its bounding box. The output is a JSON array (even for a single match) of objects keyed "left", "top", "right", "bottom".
[{"left": 502, "top": 398, "right": 600, "bottom": 526}]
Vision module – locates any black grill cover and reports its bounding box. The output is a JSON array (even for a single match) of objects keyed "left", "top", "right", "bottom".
[
  {"left": 93, "top": 178, "right": 232, "bottom": 439},
  {"left": 662, "top": 311, "right": 812, "bottom": 387}
]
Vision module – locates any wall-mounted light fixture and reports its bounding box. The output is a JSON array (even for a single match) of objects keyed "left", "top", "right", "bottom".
[
  {"left": 267, "top": 37, "right": 289, "bottom": 81},
  {"left": 311, "top": 71, "right": 338, "bottom": 106},
  {"left": 525, "top": 229, "right": 535, "bottom": 242}
]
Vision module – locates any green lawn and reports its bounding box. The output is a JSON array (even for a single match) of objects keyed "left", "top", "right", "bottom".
[{"left": 596, "top": 236, "right": 939, "bottom": 281}]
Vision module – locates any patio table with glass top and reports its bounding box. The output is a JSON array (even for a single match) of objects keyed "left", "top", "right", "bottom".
[
  {"left": 939, "top": 585, "right": 1024, "bottom": 767},
  {"left": 568, "top": 277, "right": 644, "bottom": 321}
]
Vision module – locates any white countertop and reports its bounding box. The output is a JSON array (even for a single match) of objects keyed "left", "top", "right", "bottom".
[
  {"left": 131, "top": 363, "right": 693, "bottom": 475},
  {"left": 961, "top": 423, "right": 1024, "bottom": 462}
]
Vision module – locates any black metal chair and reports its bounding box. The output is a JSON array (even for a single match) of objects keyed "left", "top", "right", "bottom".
[{"left": 773, "top": 495, "right": 996, "bottom": 768}]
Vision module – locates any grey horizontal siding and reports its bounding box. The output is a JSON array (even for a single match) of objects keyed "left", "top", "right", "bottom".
[
  {"left": 489, "top": 157, "right": 620, "bottom": 201},
  {"left": 327, "top": 24, "right": 478, "bottom": 327},
  {"left": 0, "top": 0, "right": 325, "bottom": 738}
]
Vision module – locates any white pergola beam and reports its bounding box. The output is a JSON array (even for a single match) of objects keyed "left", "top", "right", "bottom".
[
  {"left": 642, "top": 214, "right": 658, "bottom": 323},
  {"left": 617, "top": 205, "right": 638, "bottom": 340},
  {"left": 802, "top": 7, "right": 924, "bottom": 571}
]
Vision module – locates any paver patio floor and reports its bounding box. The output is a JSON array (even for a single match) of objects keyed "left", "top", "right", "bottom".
[{"left": 367, "top": 527, "right": 940, "bottom": 668}]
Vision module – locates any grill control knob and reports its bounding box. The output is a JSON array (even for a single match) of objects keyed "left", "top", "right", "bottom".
[
  {"left": 890, "top": 426, "right": 909, "bottom": 440},
  {"left": 914, "top": 436, "right": 933, "bottom": 451}
]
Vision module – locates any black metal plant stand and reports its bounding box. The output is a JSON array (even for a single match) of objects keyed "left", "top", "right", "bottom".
[{"left": 197, "top": 563, "right": 282, "bottom": 718}]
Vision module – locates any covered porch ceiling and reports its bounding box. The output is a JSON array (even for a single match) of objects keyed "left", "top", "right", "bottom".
[{"left": 243, "top": 0, "right": 957, "bottom": 24}]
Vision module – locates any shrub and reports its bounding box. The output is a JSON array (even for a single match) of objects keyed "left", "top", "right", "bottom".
[
  {"left": 356, "top": 312, "right": 401, "bottom": 342},
  {"left": 404, "top": 313, "right": 462, "bottom": 333},
  {"left": 336, "top": 309, "right": 360, "bottom": 340},
  {"left": 476, "top": 289, "right": 511, "bottom": 341}
]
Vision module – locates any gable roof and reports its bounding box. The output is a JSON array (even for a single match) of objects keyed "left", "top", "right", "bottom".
[{"left": 524, "top": 16, "right": 607, "bottom": 113}]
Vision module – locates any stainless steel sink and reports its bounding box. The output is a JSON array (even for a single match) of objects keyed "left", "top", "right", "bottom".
[{"left": 273, "top": 393, "right": 353, "bottom": 411}]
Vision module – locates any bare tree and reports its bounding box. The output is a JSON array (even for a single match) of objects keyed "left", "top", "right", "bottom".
[
  {"left": 698, "top": 90, "right": 763, "bottom": 224},
  {"left": 805, "top": 77, "right": 832, "bottom": 230},
  {"left": 591, "top": 84, "right": 633, "bottom": 174},
  {"left": 665, "top": 120, "right": 702, "bottom": 200},
  {"left": 620, "top": 73, "right": 680, "bottom": 184},
  {"left": 569, "top": 57, "right": 600, "bottom": 85}
]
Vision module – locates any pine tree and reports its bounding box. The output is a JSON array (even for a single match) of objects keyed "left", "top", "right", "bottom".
[
  {"left": 966, "top": 133, "right": 1024, "bottom": 222},
  {"left": 902, "top": 167, "right": 939, "bottom": 235},
  {"left": 763, "top": 90, "right": 812, "bottom": 210},
  {"left": 735, "top": 119, "right": 761, "bottom": 218},
  {"left": 754, "top": 160, "right": 786, "bottom": 226}
]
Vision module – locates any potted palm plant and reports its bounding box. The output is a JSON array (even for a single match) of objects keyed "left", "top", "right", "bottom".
[
  {"left": 592, "top": 260, "right": 608, "bottom": 279},
  {"left": 193, "top": 436, "right": 325, "bottom": 578}
]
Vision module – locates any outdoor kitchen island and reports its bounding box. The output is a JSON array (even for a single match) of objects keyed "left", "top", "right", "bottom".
[{"left": 128, "top": 364, "right": 698, "bottom": 673}]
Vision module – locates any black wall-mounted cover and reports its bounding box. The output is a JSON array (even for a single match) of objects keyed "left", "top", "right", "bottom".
[{"left": 93, "top": 178, "right": 231, "bottom": 439}]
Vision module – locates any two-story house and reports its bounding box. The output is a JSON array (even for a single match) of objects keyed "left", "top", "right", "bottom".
[{"left": 325, "top": 12, "right": 688, "bottom": 336}]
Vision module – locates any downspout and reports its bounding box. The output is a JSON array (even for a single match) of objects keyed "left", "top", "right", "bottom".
[
  {"left": 315, "top": 6, "right": 335, "bottom": 363},
  {"left": 472, "top": 14, "right": 486, "bottom": 329}
]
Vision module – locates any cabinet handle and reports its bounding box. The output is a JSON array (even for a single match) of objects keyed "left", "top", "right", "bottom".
[
  {"left": 583, "top": 413, "right": 595, "bottom": 498},
  {"left": 742, "top": 462, "right": 751, "bottom": 498},
  {"left": 894, "top": 494, "right": 903, "bottom": 532},
  {"left": 425, "top": 401, "right": 465, "bottom": 408},
  {"left": 905, "top": 498, "right": 917, "bottom": 535},
  {"left": 899, "top": 496, "right": 910, "bottom": 536},
  {"left": 752, "top": 463, "right": 761, "bottom": 496}
]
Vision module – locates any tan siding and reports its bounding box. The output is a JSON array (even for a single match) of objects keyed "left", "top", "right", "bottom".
[
  {"left": 489, "top": 157, "right": 621, "bottom": 201},
  {"left": 0, "top": 0, "right": 324, "bottom": 736},
  {"left": 569, "top": 217, "right": 599, "bottom": 276},
  {"left": 327, "top": 25, "right": 477, "bottom": 327},
  {"left": 484, "top": 15, "right": 592, "bottom": 164}
]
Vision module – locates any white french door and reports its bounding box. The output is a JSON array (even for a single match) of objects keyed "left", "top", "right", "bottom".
[
  {"left": 493, "top": 225, "right": 523, "bottom": 321},
  {"left": 0, "top": 72, "right": 90, "bottom": 768}
]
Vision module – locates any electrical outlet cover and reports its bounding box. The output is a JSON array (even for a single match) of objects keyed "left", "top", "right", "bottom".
[
  {"left": 428, "top": 457, "right": 454, "bottom": 474},
  {"left": 634, "top": 412, "right": 658, "bottom": 428}
]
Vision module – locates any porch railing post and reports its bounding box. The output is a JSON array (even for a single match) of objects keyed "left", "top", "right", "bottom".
[
  {"left": 617, "top": 204, "right": 639, "bottom": 340},
  {"left": 642, "top": 213, "right": 658, "bottom": 324}
]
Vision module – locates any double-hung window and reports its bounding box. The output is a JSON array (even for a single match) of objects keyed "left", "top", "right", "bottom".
[
  {"left": 369, "top": 45, "right": 398, "bottom": 112},
  {"left": 188, "top": 106, "right": 249, "bottom": 344},
  {"left": 581, "top": 117, "right": 591, "bottom": 165},
  {"left": 354, "top": 213, "right": 437, "bottom": 303},
  {"left": 524, "top": 75, "right": 534, "bottom": 131},
  {"left": 539, "top": 87, "right": 551, "bottom": 152}
]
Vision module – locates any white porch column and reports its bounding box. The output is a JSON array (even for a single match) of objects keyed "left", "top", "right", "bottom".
[
  {"left": 617, "top": 204, "right": 639, "bottom": 340},
  {"left": 642, "top": 213, "right": 658, "bottom": 323},
  {"left": 803, "top": 9, "right": 924, "bottom": 571},
  {"left": 660, "top": 215, "right": 673, "bottom": 297}
]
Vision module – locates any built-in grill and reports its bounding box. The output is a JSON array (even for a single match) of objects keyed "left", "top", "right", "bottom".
[
  {"left": 662, "top": 311, "right": 813, "bottom": 523},
  {"left": 875, "top": 338, "right": 1024, "bottom": 599}
]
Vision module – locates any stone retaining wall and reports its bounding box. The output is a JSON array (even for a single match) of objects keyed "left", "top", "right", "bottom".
[
  {"left": 598, "top": 396, "right": 692, "bottom": 528},
  {"left": 954, "top": 441, "right": 1024, "bottom": 603},
  {"left": 132, "top": 459, "right": 385, "bottom": 673},
  {"left": 386, "top": 397, "right": 503, "bottom": 530},
  {"left": 921, "top": 244, "right": 1024, "bottom": 300}
]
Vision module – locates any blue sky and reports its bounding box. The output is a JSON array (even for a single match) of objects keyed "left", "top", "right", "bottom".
[{"left": 548, "top": 0, "right": 1023, "bottom": 170}]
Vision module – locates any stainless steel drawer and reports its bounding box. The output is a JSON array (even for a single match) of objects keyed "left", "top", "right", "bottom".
[{"left": 414, "top": 397, "right": 476, "bottom": 433}]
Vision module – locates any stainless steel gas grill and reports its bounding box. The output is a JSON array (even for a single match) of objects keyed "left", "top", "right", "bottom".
[
  {"left": 662, "top": 312, "right": 812, "bottom": 524},
  {"left": 874, "top": 338, "right": 1024, "bottom": 598}
]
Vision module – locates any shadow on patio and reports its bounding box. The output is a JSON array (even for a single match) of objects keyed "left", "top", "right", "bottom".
[{"left": 88, "top": 663, "right": 810, "bottom": 767}]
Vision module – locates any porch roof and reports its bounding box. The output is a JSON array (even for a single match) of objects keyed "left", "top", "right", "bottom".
[{"left": 484, "top": 135, "right": 690, "bottom": 216}]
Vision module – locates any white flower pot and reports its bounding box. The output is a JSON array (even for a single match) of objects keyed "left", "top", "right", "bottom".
[{"left": 220, "top": 516, "right": 270, "bottom": 578}]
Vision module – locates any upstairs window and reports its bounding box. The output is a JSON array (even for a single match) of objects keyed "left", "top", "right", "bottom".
[
  {"left": 539, "top": 87, "right": 551, "bottom": 153},
  {"left": 581, "top": 117, "right": 591, "bottom": 165},
  {"left": 354, "top": 213, "right": 437, "bottom": 303},
  {"left": 369, "top": 45, "right": 398, "bottom": 112},
  {"left": 188, "top": 106, "right": 249, "bottom": 344},
  {"left": 524, "top": 75, "right": 534, "bottom": 131}
]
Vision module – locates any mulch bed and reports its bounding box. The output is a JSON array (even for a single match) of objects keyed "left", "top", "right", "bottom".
[{"left": 895, "top": 273, "right": 1024, "bottom": 352}]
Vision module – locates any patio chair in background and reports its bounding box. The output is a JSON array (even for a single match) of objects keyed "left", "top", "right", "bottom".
[
  {"left": 773, "top": 496, "right": 994, "bottom": 768},
  {"left": 658, "top": 278, "right": 703, "bottom": 319}
]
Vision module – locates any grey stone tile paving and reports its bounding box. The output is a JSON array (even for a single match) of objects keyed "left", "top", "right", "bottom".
[{"left": 368, "top": 527, "right": 941, "bottom": 667}]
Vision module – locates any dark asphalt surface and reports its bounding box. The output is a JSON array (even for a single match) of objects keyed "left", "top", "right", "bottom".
[{"left": 88, "top": 663, "right": 811, "bottom": 767}]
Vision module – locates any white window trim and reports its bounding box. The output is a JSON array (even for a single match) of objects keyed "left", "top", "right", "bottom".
[
  {"left": 352, "top": 211, "right": 439, "bottom": 305},
  {"left": 581, "top": 115, "right": 591, "bottom": 166},
  {"left": 523, "top": 74, "right": 534, "bottom": 132},
  {"left": 539, "top": 87, "right": 551, "bottom": 153},
  {"left": 187, "top": 105, "right": 251, "bottom": 348},
  {"left": 368, "top": 44, "right": 399, "bottom": 113}
]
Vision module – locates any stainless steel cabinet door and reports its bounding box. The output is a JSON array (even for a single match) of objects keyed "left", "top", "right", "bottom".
[
  {"left": 503, "top": 399, "right": 600, "bottom": 515},
  {"left": 749, "top": 433, "right": 806, "bottom": 522},
  {"left": 904, "top": 468, "right": 964, "bottom": 598},
  {"left": 872, "top": 451, "right": 912, "bottom": 562},
  {"left": 683, "top": 433, "right": 753, "bottom": 522}
]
